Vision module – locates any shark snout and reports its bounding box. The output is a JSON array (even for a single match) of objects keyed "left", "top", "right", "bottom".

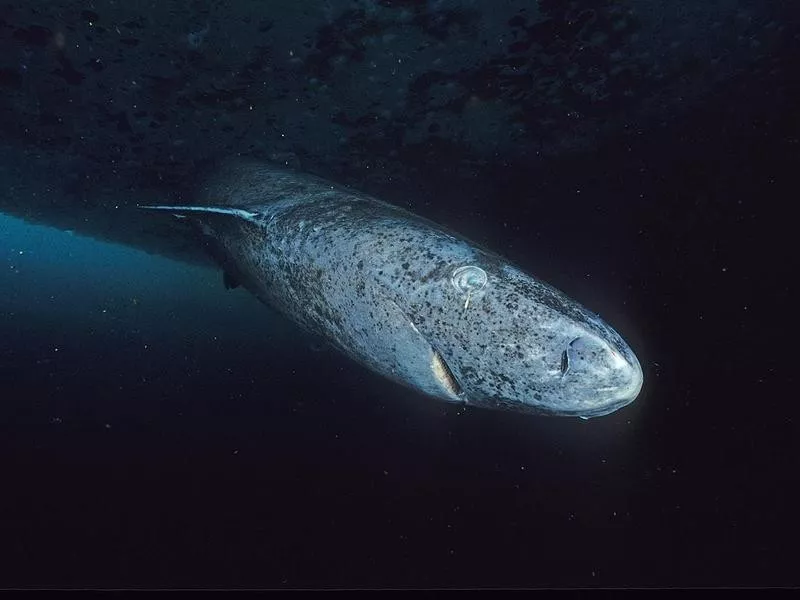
[
  {"left": 597, "top": 354, "right": 643, "bottom": 415},
  {"left": 560, "top": 335, "right": 644, "bottom": 417}
]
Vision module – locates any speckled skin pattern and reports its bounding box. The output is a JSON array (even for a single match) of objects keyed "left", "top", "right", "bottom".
[{"left": 170, "top": 160, "right": 643, "bottom": 418}]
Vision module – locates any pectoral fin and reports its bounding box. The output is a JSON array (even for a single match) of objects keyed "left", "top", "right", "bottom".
[
  {"left": 368, "top": 290, "right": 464, "bottom": 403},
  {"left": 223, "top": 270, "right": 240, "bottom": 290}
]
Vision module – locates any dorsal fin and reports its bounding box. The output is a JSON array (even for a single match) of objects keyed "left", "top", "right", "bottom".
[{"left": 138, "top": 204, "right": 260, "bottom": 222}]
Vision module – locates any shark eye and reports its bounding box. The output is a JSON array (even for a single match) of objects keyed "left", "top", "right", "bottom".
[{"left": 452, "top": 265, "right": 487, "bottom": 293}]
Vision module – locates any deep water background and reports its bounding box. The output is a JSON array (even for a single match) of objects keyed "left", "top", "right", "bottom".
[
  {"left": 0, "top": 0, "right": 797, "bottom": 591},
  {"left": 0, "top": 213, "right": 654, "bottom": 588},
  {"left": 1, "top": 106, "right": 795, "bottom": 588}
]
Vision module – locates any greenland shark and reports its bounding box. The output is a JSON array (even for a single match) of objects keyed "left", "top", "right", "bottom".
[{"left": 142, "top": 160, "right": 643, "bottom": 418}]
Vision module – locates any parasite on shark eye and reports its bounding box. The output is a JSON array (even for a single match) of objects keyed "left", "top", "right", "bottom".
[{"left": 451, "top": 265, "right": 487, "bottom": 294}]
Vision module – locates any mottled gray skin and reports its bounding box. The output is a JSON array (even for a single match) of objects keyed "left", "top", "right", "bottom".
[{"left": 145, "top": 160, "right": 643, "bottom": 418}]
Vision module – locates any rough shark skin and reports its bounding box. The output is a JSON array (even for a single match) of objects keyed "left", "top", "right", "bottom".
[{"left": 143, "top": 160, "right": 643, "bottom": 418}]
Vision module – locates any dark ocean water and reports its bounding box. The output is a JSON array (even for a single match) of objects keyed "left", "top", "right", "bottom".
[{"left": 0, "top": 0, "right": 797, "bottom": 591}]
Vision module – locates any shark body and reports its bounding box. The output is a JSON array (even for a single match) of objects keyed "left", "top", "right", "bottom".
[{"left": 143, "top": 160, "right": 643, "bottom": 418}]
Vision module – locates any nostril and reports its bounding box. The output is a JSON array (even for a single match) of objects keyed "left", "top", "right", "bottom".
[{"left": 560, "top": 349, "right": 570, "bottom": 376}]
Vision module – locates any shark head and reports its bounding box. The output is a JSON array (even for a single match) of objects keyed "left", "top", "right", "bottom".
[{"left": 391, "top": 259, "right": 644, "bottom": 418}]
